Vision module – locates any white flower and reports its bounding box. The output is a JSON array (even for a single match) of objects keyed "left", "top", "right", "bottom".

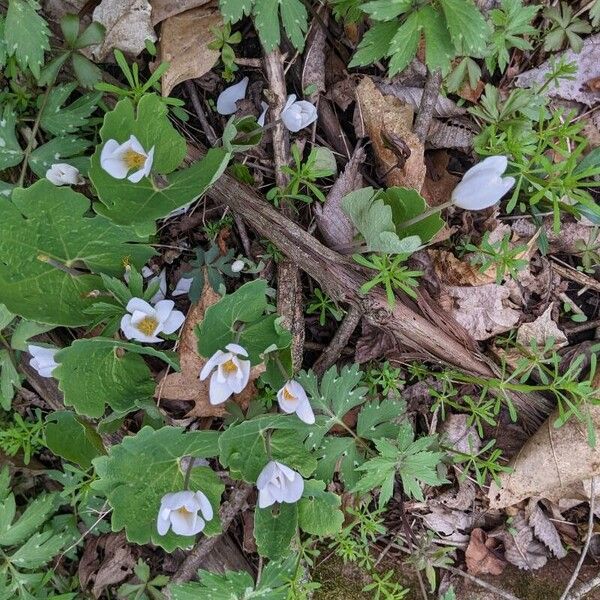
[
  {"left": 100, "top": 134, "right": 155, "bottom": 183},
  {"left": 231, "top": 259, "right": 245, "bottom": 273},
  {"left": 46, "top": 163, "right": 83, "bottom": 186},
  {"left": 120, "top": 298, "right": 185, "bottom": 344},
  {"left": 280, "top": 95, "right": 318, "bottom": 132},
  {"left": 172, "top": 276, "right": 193, "bottom": 297},
  {"left": 257, "top": 101, "right": 269, "bottom": 127},
  {"left": 451, "top": 156, "right": 515, "bottom": 211},
  {"left": 277, "top": 380, "right": 315, "bottom": 424},
  {"left": 257, "top": 461, "right": 304, "bottom": 509},
  {"left": 156, "top": 490, "right": 213, "bottom": 536},
  {"left": 199, "top": 343, "right": 251, "bottom": 405},
  {"left": 28, "top": 345, "right": 58, "bottom": 378},
  {"left": 148, "top": 270, "right": 167, "bottom": 304},
  {"left": 216, "top": 77, "right": 249, "bottom": 115}
]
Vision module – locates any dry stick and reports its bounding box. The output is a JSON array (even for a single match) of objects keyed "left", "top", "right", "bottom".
[
  {"left": 568, "top": 572, "right": 600, "bottom": 600},
  {"left": 170, "top": 483, "right": 253, "bottom": 584},
  {"left": 444, "top": 566, "right": 523, "bottom": 600},
  {"left": 313, "top": 305, "right": 362, "bottom": 376},
  {"left": 263, "top": 47, "right": 305, "bottom": 371},
  {"left": 413, "top": 69, "right": 442, "bottom": 143},
  {"left": 561, "top": 479, "right": 596, "bottom": 600},
  {"left": 185, "top": 81, "right": 218, "bottom": 147}
]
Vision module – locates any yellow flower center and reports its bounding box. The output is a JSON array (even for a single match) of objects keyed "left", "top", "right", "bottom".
[
  {"left": 283, "top": 386, "right": 297, "bottom": 402},
  {"left": 136, "top": 316, "right": 159, "bottom": 336},
  {"left": 123, "top": 149, "right": 146, "bottom": 169},
  {"left": 176, "top": 506, "right": 193, "bottom": 516},
  {"left": 222, "top": 359, "right": 238, "bottom": 374}
]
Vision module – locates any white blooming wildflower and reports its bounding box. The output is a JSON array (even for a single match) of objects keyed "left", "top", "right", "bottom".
[
  {"left": 120, "top": 298, "right": 185, "bottom": 344},
  {"left": 280, "top": 95, "right": 318, "bottom": 132},
  {"left": 199, "top": 343, "right": 251, "bottom": 405},
  {"left": 451, "top": 156, "right": 515, "bottom": 211},
  {"left": 156, "top": 490, "right": 213, "bottom": 536},
  {"left": 257, "top": 461, "right": 304, "bottom": 509},
  {"left": 172, "top": 276, "right": 193, "bottom": 297},
  {"left": 46, "top": 163, "right": 84, "bottom": 186},
  {"left": 216, "top": 77, "right": 249, "bottom": 115},
  {"left": 100, "top": 134, "right": 155, "bottom": 183},
  {"left": 28, "top": 344, "right": 58, "bottom": 378},
  {"left": 257, "top": 101, "right": 269, "bottom": 127},
  {"left": 231, "top": 259, "right": 245, "bottom": 273},
  {"left": 148, "top": 270, "right": 167, "bottom": 304},
  {"left": 277, "top": 380, "right": 315, "bottom": 424}
]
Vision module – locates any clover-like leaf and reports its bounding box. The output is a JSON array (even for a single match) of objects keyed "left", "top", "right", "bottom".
[
  {"left": 298, "top": 480, "right": 344, "bottom": 537},
  {"left": 54, "top": 339, "right": 178, "bottom": 418},
  {"left": 89, "top": 94, "right": 230, "bottom": 225},
  {"left": 254, "top": 502, "right": 298, "bottom": 559},
  {"left": 0, "top": 180, "right": 154, "bottom": 325},
  {"left": 92, "top": 426, "right": 222, "bottom": 552}
]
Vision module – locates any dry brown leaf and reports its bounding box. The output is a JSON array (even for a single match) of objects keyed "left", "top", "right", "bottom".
[
  {"left": 354, "top": 77, "right": 426, "bottom": 191},
  {"left": 423, "top": 505, "right": 472, "bottom": 544},
  {"left": 314, "top": 146, "right": 365, "bottom": 251},
  {"left": 439, "top": 284, "right": 521, "bottom": 340},
  {"left": 91, "top": 0, "right": 157, "bottom": 60},
  {"left": 426, "top": 119, "right": 475, "bottom": 151},
  {"left": 488, "top": 405, "right": 600, "bottom": 509},
  {"left": 158, "top": 5, "right": 222, "bottom": 96},
  {"left": 512, "top": 217, "right": 598, "bottom": 254},
  {"left": 150, "top": 0, "right": 212, "bottom": 24},
  {"left": 376, "top": 83, "right": 465, "bottom": 118},
  {"left": 421, "top": 151, "right": 460, "bottom": 209},
  {"left": 354, "top": 321, "right": 397, "bottom": 363},
  {"left": 465, "top": 528, "right": 506, "bottom": 575},
  {"left": 499, "top": 513, "right": 548, "bottom": 571},
  {"left": 516, "top": 34, "right": 600, "bottom": 106},
  {"left": 527, "top": 501, "right": 567, "bottom": 559},
  {"left": 302, "top": 12, "right": 327, "bottom": 102},
  {"left": 439, "top": 414, "right": 481, "bottom": 455},
  {"left": 516, "top": 303, "right": 568, "bottom": 351},
  {"left": 429, "top": 249, "right": 496, "bottom": 286},
  {"left": 156, "top": 285, "right": 260, "bottom": 417}
]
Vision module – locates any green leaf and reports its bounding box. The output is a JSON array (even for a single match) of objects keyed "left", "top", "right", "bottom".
[
  {"left": 0, "top": 305, "right": 14, "bottom": 331},
  {"left": 0, "top": 492, "right": 57, "bottom": 548},
  {"left": 28, "top": 135, "right": 93, "bottom": 177},
  {"left": 418, "top": 5, "right": 455, "bottom": 75},
  {"left": 10, "top": 320, "right": 54, "bottom": 351},
  {"left": 362, "top": 0, "right": 411, "bottom": 20},
  {"left": 5, "top": 0, "right": 50, "bottom": 78},
  {"left": 0, "top": 105, "right": 24, "bottom": 170},
  {"left": 45, "top": 411, "right": 105, "bottom": 468},
  {"left": 439, "top": 0, "right": 489, "bottom": 56},
  {"left": 8, "top": 529, "right": 67, "bottom": 570},
  {"left": 0, "top": 180, "right": 154, "bottom": 325},
  {"left": 314, "top": 435, "right": 365, "bottom": 489},
  {"left": 254, "top": 502, "right": 297, "bottom": 559},
  {"left": 356, "top": 397, "right": 406, "bottom": 441},
  {"left": 349, "top": 21, "right": 398, "bottom": 68},
  {"left": 254, "top": 0, "right": 280, "bottom": 50},
  {"left": 298, "top": 480, "right": 343, "bottom": 537},
  {"left": 218, "top": 414, "right": 314, "bottom": 481},
  {"left": 0, "top": 350, "right": 20, "bottom": 410},
  {"left": 341, "top": 187, "right": 421, "bottom": 254},
  {"left": 53, "top": 339, "right": 170, "bottom": 418},
  {"left": 72, "top": 52, "right": 103, "bottom": 88},
  {"left": 387, "top": 13, "right": 420, "bottom": 76},
  {"left": 383, "top": 187, "right": 445, "bottom": 244},
  {"left": 90, "top": 95, "right": 230, "bottom": 224},
  {"left": 92, "top": 426, "right": 222, "bottom": 551},
  {"left": 40, "top": 84, "right": 101, "bottom": 136},
  {"left": 219, "top": 0, "right": 253, "bottom": 22},
  {"left": 279, "top": 0, "right": 308, "bottom": 50}
]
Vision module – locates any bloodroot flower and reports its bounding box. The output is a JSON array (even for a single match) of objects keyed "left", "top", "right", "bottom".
[
  {"left": 280, "top": 95, "right": 317, "bottom": 132},
  {"left": 256, "top": 461, "right": 304, "bottom": 508},
  {"left": 120, "top": 298, "right": 184, "bottom": 344},
  {"left": 451, "top": 156, "right": 515, "bottom": 211},
  {"left": 156, "top": 490, "right": 213, "bottom": 536},
  {"left": 46, "top": 163, "right": 84, "bottom": 186},
  {"left": 28, "top": 345, "right": 58, "bottom": 378},
  {"left": 277, "top": 380, "right": 315, "bottom": 424},
  {"left": 199, "top": 343, "right": 251, "bottom": 405},
  {"left": 100, "top": 135, "right": 155, "bottom": 183},
  {"left": 216, "top": 77, "right": 249, "bottom": 115}
]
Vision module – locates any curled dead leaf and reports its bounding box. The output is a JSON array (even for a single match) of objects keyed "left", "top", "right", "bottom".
[
  {"left": 151, "top": 0, "right": 213, "bottom": 24},
  {"left": 516, "top": 303, "right": 567, "bottom": 351},
  {"left": 465, "top": 528, "right": 506, "bottom": 575},
  {"left": 498, "top": 513, "right": 548, "bottom": 571}
]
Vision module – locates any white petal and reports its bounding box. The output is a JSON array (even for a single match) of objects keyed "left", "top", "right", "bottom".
[
  {"left": 463, "top": 156, "right": 507, "bottom": 182},
  {"left": 156, "top": 512, "right": 171, "bottom": 535},
  {"left": 209, "top": 373, "right": 233, "bottom": 405},
  {"left": 216, "top": 77, "right": 249, "bottom": 115},
  {"left": 143, "top": 146, "right": 155, "bottom": 175},
  {"left": 161, "top": 491, "right": 192, "bottom": 509},
  {"left": 257, "top": 461, "right": 278, "bottom": 489},
  {"left": 154, "top": 299, "right": 175, "bottom": 323},
  {"left": 199, "top": 350, "right": 226, "bottom": 380},
  {"left": 296, "top": 399, "right": 315, "bottom": 424},
  {"left": 149, "top": 270, "right": 167, "bottom": 304},
  {"left": 195, "top": 491, "right": 214, "bottom": 521},
  {"left": 127, "top": 167, "right": 146, "bottom": 183},
  {"left": 225, "top": 343, "right": 248, "bottom": 357},
  {"left": 162, "top": 310, "right": 185, "bottom": 334},
  {"left": 258, "top": 487, "right": 275, "bottom": 508},
  {"left": 126, "top": 297, "right": 154, "bottom": 315},
  {"left": 228, "top": 359, "right": 250, "bottom": 393},
  {"left": 101, "top": 156, "right": 129, "bottom": 179},
  {"left": 231, "top": 259, "right": 245, "bottom": 273},
  {"left": 172, "top": 276, "right": 192, "bottom": 297},
  {"left": 257, "top": 102, "right": 269, "bottom": 127},
  {"left": 170, "top": 511, "right": 204, "bottom": 536},
  {"left": 283, "top": 95, "right": 296, "bottom": 112},
  {"left": 282, "top": 472, "right": 304, "bottom": 503},
  {"left": 120, "top": 314, "right": 137, "bottom": 340},
  {"left": 141, "top": 266, "right": 154, "bottom": 278},
  {"left": 128, "top": 135, "right": 145, "bottom": 154},
  {"left": 100, "top": 139, "right": 120, "bottom": 162},
  {"left": 274, "top": 462, "right": 297, "bottom": 482}
]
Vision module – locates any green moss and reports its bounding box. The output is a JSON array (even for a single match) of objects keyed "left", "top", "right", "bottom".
[{"left": 507, "top": 571, "right": 561, "bottom": 600}]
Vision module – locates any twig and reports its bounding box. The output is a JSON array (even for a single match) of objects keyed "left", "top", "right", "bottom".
[
  {"left": 560, "top": 478, "right": 596, "bottom": 600},
  {"left": 185, "top": 81, "right": 218, "bottom": 147},
  {"left": 170, "top": 483, "right": 253, "bottom": 584},
  {"left": 263, "top": 47, "right": 305, "bottom": 371},
  {"left": 313, "top": 305, "right": 361, "bottom": 376},
  {"left": 413, "top": 69, "right": 442, "bottom": 143},
  {"left": 567, "top": 572, "right": 600, "bottom": 599},
  {"left": 444, "top": 566, "right": 523, "bottom": 600}
]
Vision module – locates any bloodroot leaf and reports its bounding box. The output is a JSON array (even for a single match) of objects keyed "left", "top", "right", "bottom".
[
  {"left": 0, "top": 180, "right": 154, "bottom": 326},
  {"left": 92, "top": 426, "right": 223, "bottom": 552}
]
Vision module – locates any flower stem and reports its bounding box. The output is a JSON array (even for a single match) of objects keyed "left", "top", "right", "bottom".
[
  {"left": 182, "top": 456, "right": 196, "bottom": 490},
  {"left": 396, "top": 199, "right": 454, "bottom": 230},
  {"left": 273, "top": 353, "right": 290, "bottom": 381}
]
